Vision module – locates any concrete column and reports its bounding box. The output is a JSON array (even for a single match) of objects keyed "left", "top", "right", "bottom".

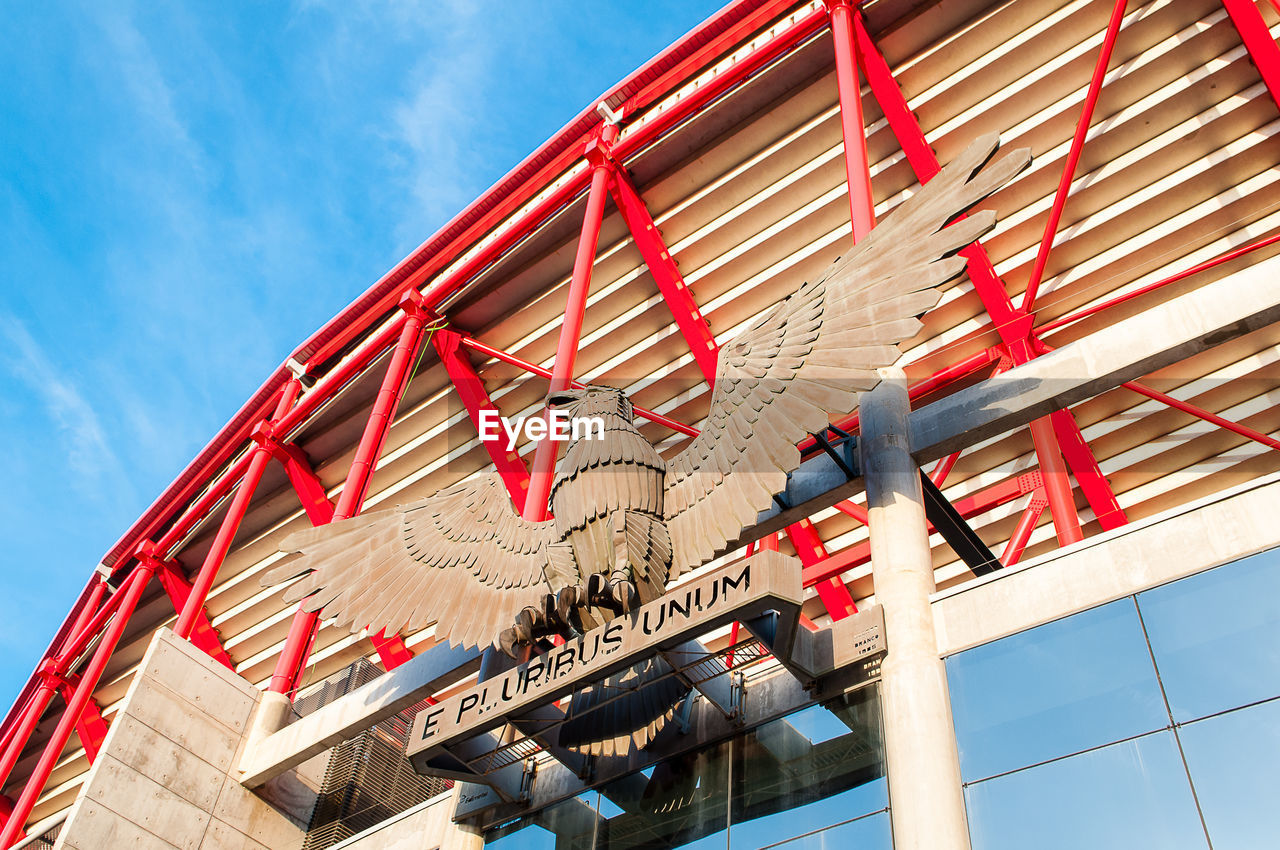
[{"left": 860, "top": 367, "right": 971, "bottom": 850}]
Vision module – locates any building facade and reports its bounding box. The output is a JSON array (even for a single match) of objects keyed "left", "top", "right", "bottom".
[{"left": 1, "top": 0, "right": 1278, "bottom": 848}]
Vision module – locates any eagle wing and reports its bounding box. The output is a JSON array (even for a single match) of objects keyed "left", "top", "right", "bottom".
[
  {"left": 263, "top": 471, "right": 561, "bottom": 649},
  {"left": 663, "top": 134, "right": 1030, "bottom": 576}
]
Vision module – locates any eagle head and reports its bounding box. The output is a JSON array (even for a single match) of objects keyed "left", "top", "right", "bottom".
[{"left": 546, "top": 384, "right": 634, "bottom": 422}]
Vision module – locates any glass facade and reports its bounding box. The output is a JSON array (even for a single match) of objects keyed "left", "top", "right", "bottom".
[
  {"left": 949, "top": 545, "right": 1280, "bottom": 849},
  {"left": 485, "top": 686, "right": 888, "bottom": 850}
]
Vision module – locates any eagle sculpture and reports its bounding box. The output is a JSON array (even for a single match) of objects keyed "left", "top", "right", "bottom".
[{"left": 265, "top": 134, "right": 1029, "bottom": 753}]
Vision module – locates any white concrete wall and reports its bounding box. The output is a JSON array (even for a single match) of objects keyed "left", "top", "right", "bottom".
[{"left": 54, "top": 630, "right": 308, "bottom": 850}]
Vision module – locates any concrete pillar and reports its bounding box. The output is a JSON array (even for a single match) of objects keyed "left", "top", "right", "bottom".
[{"left": 860, "top": 367, "right": 971, "bottom": 850}]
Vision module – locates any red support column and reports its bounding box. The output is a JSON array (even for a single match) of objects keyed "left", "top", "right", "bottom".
[
  {"left": 270, "top": 292, "right": 432, "bottom": 695},
  {"left": 433, "top": 328, "right": 532, "bottom": 510},
  {"left": 55, "top": 676, "right": 108, "bottom": 763},
  {"left": 1048, "top": 409, "right": 1128, "bottom": 530},
  {"left": 607, "top": 167, "right": 719, "bottom": 384},
  {"left": 826, "top": 0, "right": 877, "bottom": 242},
  {"left": 1223, "top": 0, "right": 1280, "bottom": 115},
  {"left": 1022, "top": 0, "right": 1127, "bottom": 311},
  {"left": 0, "top": 559, "right": 158, "bottom": 848},
  {"left": 1122, "top": 380, "right": 1280, "bottom": 451},
  {"left": 0, "top": 797, "right": 20, "bottom": 845},
  {"left": 0, "top": 682, "right": 56, "bottom": 792},
  {"left": 149, "top": 551, "right": 234, "bottom": 668},
  {"left": 174, "top": 379, "right": 302, "bottom": 640},
  {"left": 1028, "top": 417, "right": 1083, "bottom": 546},
  {"left": 524, "top": 124, "right": 620, "bottom": 522},
  {"left": 786, "top": 519, "right": 858, "bottom": 619}
]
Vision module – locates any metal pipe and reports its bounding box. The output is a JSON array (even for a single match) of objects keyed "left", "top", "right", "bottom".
[
  {"left": 0, "top": 686, "right": 54, "bottom": 792},
  {"left": 55, "top": 580, "right": 106, "bottom": 660},
  {"left": 1222, "top": 0, "right": 1280, "bottom": 115},
  {"left": 0, "top": 559, "right": 157, "bottom": 847},
  {"left": 1022, "top": 0, "right": 1127, "bottom": 311},
  {"left": 1123, "top": 381, "right": 1280, "bottom": 451},
  {"left": 174, "top": 379, "right": 301, "bottom": 639},
  {"left": 1001, "top": 490, "right": 1048, "bottom": 566},
  {"left": 827, "top": 0, "right": 876, "bottom": 242},
  {"left": 52, "top": 571, "right": 143, "bottom": 668},
  {"left": 1036, "top": 231, "right": 1280, "bottom": 334},
  {"left": 1028, "top": 416, "right": 1083, "bottom": 545},
  {"left": 523, "top": 126, "right": 619, "bottom": 521},
  {"left": 457, "top": 334, "right": 700, "bottom": 437},
  {"left": 270, "top": 299, "right": 431, "bottom": 695}
]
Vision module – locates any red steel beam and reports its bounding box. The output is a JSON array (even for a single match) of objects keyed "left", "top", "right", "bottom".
[
  {"left": 262, "top": 437, "right": 336, "bottom": 527},
  {"left": 1222, "top": 0, "right": 1280, "bottom": 115},
  {"left": 151, "top": 554, "right": 234, "bottom": 668},
  {"left": 1028, "top": 416, "right": 1084, "bottom": 545},
  {"left": 433, "top": 328, "right": 532, "bottom": 511},
  {"left": 1001, "top": 488, "right": 1050, "bottom": 566},
  {"left": 270, "top": 293, "right": 432, "bottom": 695},
  {"left": 0, "top": 684, "right": 55, "bottom": 792},
  {"left": 1123, "top": 380, "right": 1280, "bottom": 451},
  {"left": 457, "top": 334, "right": 699, "bottom": 437},
  {"left": 524, "top": 125, "right": 620, "bottom": 522},
  {"left": 0, "top": 558, "right": 158, "bottom": 848},
  {"left": 855, "top": 11, "right": 1124, "bottom": 539},
  {"left": 826, "top": 0, "right": 876, "bottom": 242},
  {"left": 1022, "top": 0, "right": 1128, "bottom": 311},
  {"left": 608, "top": 167, "right": 719, "bottom": 384},
  {"left": 1048, "top": 408, "right": 1127, "bottom": 531},
  {"left": 786, "top": 520, "right": 858, "bottom": 619},
  {"left": 1036, "top": 231, "right": 1280, "bottom": 335},
  {"left": 55, "top": 676, "right": 108, "bottom": 764},
  {"left": 174, "top": 380, "right": 302, "bottom": 640}
]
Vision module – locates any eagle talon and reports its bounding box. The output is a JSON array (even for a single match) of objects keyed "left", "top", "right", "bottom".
[
  {"left": 610, "top": 579, "right": 638, "bottom": 614},
  {"left": 555, "top": 585, "right": 587, "bottom": 628}
]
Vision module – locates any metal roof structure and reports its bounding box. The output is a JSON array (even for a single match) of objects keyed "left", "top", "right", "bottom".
[{"left": 2, "top": 0, "right": 1279, "bottom": 841}]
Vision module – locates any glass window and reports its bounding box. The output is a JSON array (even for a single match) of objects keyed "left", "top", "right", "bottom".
[
  {"left": 756, "top": 810, "right": 891, "bottom": 850},
  {"left": 594, "top": 738, "right": 731, "bottom": 850},
  {"left": 486, "top": 791, "right": 600, "bottom": 850},
  {"left": 1137, "top": 547, "right": 1280, "bottom": 721},
  {"left": 947, "top": 599, "right": 1167, "bottom": 781},
  {"left": 1178, "top": 697, "right": 1280, "bottom": 849},
  {"left": 965, "top": 732, "right": 1208, "bottom": 850},
  {"left": 729, "top": 689, "right": 887, "bottom": 849}
]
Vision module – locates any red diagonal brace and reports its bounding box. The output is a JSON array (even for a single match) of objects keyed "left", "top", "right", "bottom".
[
  {"left": 433, "top": 328, "right": 532, "bottom": 511},
  {"left": 147, "top": 550, "right": 234, "bottom": 669},
  {"left": 1222, "top": 0, "right": 1280, "bottom": 115},
  {"left": 787, "top": 519, "right": 858, "bottom": 619},
  {"left": 55, "top": 675, "right": 108, "bottom": 763},
  {"left": 608, "top": 167, "right": 719, "bottom": 384},
  {"left": 254, "top": 424, "right": 336, "bottom": 526}
]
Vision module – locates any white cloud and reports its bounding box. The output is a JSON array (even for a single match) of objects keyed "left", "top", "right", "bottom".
[{"left": 0, "top": 316, "right": 133, "bottom": 503}]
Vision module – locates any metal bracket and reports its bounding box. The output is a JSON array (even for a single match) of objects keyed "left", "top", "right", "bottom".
[
  {"left": 519, "top": 757, "right": 537, "bottom": 801},
  {"left": 596, "top": 100, "right": 624, "bottom": 125},
  {"left": 728, "top": 671, "right": 746, "bottom": 723},
  {"left": 674, "top": 689, "right": 698, "bottom": 734}
]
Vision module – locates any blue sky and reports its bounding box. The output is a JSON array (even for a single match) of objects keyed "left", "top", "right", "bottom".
[{"left": 0, "top": 0, "right": 723, "bottom": 709}]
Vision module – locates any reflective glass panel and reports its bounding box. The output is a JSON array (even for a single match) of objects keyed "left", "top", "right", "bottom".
[
  {"left": 729, "top": 689, "right": 887, "bottom": 849},
  {"left": 947, "top": 599, "right": 1167, "bottom": 781},
  {"left": 594, "top": 737, "right": 731, "bottom": 850},
  {"left": 486, "top": 792, "right": 599, "bottom": 850},
  {"left": 755, "top": 810, "right": 891, "bottom": 850},
  {"left": 1178, "top": 698, "right": 1280, "bottom": 849},
  {"left": 1137, "top": 547, "right": 1280, "bottom": 721},
  {"left": 965, "top": 732, "right": 1208, "bottom": 850}
]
